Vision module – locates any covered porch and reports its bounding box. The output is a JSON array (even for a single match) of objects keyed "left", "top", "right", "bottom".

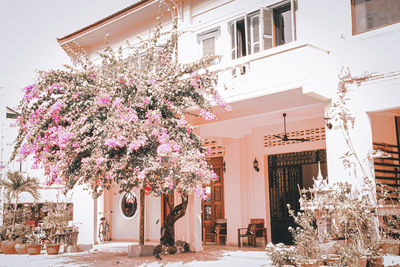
[{"left": 197, "top": 88, "right": 330, "bottom": 246}]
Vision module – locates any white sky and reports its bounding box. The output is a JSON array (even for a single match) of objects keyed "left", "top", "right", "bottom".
[{"left": 0, "top": 0, "right": 137, "bottom": 108}]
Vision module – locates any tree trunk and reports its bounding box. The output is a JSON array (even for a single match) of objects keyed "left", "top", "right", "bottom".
[
  {"left": 154, "top": 193, "right": 188, "bottom": 258},
  {"left": 139, "top": 189, "right": 145, "bottom": 245},
  {"left": 12, "top": 202, "right": 17, "bottom": 226}
]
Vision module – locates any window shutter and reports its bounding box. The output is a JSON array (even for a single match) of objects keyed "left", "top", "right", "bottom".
[
  {"left": 230, "top": 22, "right": 237, "bottom": 59},
  {"left": 252, "top": 15, "right": 260, "bottom": 53},
  {"left": 263, "top": 8, "right": 273, "bottom": 50},
  {"left": 202, "top": 37, "right": 215, "bottom": 56}
]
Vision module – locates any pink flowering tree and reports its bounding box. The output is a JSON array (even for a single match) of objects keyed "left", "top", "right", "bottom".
[{"left": 12, "top": 19, "right": 230, "bottom": 252}]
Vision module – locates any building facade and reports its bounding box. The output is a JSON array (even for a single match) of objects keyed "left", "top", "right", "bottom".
[{"left": 57, "top": 0, "right": 400, "bottom": 249}]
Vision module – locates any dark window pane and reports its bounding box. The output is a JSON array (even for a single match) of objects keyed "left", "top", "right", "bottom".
[
  {"left": 274, "top": 4, "right": 292, "bottom": 46},
  {"left": 204, "top": 205, "right": 212, "bottom": 220},
  {"left": 353, "top": 0, "right": 400, "bottom": 34},
  {"left": 236, "top": 19, "right": 247, "bottom": 58}
]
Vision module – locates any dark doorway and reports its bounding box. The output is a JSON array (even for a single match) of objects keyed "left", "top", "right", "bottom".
[{"left": 268, "top": 149, "right": 327, "bottom": 244}]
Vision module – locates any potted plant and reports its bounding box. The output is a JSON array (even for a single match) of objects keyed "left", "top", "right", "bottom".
[
  {"left": 13, "top": 224, "right": 31, "bottom": 254},
  {"left": 380, "top": 237, "right": 400, "bottom": 256},
  {"left": 266, "top": 243, "right": 297, "bottom": 266},
  {"left": 42, "top": 211, "right": 68, "bottom": 255},
  {"left": 1, "top": 225, "right": 17, "bottom": 254},
  {"left": 26, "top": 233, "right": 42, "bottom": 255},
  {"left": 0, "top": 171, "right": 40, "bottom": 227},
  {"left": 0, "top": 225, "right": 7, "bottom": 253}
]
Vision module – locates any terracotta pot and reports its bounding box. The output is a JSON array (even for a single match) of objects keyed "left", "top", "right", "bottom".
[
  {"left": 298, "top": 262, "right": 316, "bottom": 267},
  {"left": 46, "top": 244, "right": 60, "bottom": 255},
  {"left": 324, "top": 254, "right": 341, "bottom": 265},
  {"left": 2, "top": 241, "right": 16, "bottom": 254},
  {"left": 15, "top": 243, "right": 28, "bottom": 254},
  {"left": 368, "top": 256, "right": 383, "bottom": 267},
  {"left": 27, "top": 244, "right": 42, "bottom": 255},
  {"left": 0, "top": 242, "right": 3, "bottom": 253},
  {"left": 382, "top": 242, "right": 399, "bottom": 255},
  {"left": 320, "top": 241, "right": 337, "bottom": 254},
  {"left": 359, "top": 256, "right": 367, "bottom": 267}
]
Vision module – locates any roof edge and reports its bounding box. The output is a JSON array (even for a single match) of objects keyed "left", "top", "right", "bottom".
[{"left": 57, "top": 0, "right": 152, "bottom": 45}]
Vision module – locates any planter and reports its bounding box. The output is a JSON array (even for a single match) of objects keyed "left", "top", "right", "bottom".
[
  {"left": 368, "top": 256, "right": 383, "bottom": 267},
  {"left": 46, "top": 244, "right": 61, "bottom": 255},
  {"left": 382, "top": 242, "right": 399, "bottom": 255},
  {"left": 2, "top": 241, "right": 16, "bottom": 254},
  {"left": 15, "top": 243, "right": 28, "bottom": 254},
  {"left": 324, "top": 254, "right": 341, "bottom": 266},
  {"left": 0, "top": 242, "right": 3, "bottom": 253},
  {"left": 359, "top": 256, "right": 367, "bottom": 267},
  {"left": 298, "top": 260, "right": 319, "bottom": 267},
  {"left": 320, "top": 241, "right": 337, "bottom": 254},
  {"left": 27, "top": 244, "right": 42, "bottom": 255}
]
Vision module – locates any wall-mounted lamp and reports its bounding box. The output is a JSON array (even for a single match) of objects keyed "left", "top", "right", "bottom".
[
  {"left": 223, "top": 161, "right": 226, "bottom": 173},
  {"left": 253, "top": 158, "right": 259, "bottom": 172},
  {"left": 324, "top": 117, "right": 332, "bottom": 130}
]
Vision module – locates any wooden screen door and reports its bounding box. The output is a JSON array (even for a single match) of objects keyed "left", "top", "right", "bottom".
[
  {"left": 268, "top": 149, "right": 326, "bottom": 244},
  {"left": 202, "top": 156, "right": 225, "bottom": 242}
]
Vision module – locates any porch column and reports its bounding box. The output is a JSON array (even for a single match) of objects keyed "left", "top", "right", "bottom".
[{"left": 188, "top": 193, "right": 202, "bottom": 251}]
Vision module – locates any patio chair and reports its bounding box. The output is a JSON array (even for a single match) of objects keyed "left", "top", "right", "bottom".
[
  {"left": 203, "top": 218, "right": 227, "bottom": 245},
  {"left": 237, "top": 218, "right": 267, "bottom": 247}
]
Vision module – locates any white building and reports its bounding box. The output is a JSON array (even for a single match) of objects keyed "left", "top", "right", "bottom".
[{"left": 55, "top": 0, "right": 400, "bottom": 248}]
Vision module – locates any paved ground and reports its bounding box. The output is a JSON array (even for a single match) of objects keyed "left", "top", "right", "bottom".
[
  {"left": 0, "top": 243, "right": 271, "bottom": 267},
  {"left": 3, "top": 242, "right": 400, "bottom": 266}
]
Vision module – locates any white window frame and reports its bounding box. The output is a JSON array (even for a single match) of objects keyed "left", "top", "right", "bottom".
[
  {"left": 248, "top": 12, "right": 261, "bottom": 54},
  {"left": 266, "top": 0, "right": 297, "bottom": 46},
  {"left": 197, "top": 28, "right": 220, "bottom": 58}
]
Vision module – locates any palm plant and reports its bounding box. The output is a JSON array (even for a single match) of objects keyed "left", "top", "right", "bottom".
[{"left": 0, "top": 171, "right": 40, "bottom": 226}]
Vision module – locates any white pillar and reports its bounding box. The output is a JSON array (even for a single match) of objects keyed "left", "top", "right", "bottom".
[{"left": 188, "top": 193, "right": 203, "bottom": 252}]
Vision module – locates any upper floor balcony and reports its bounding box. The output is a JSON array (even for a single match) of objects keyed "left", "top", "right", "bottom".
[{"left": 209, "top": 40, "right": 332, "bottom": 104}]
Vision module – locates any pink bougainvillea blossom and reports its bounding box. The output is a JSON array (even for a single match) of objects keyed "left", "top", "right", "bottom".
[
  {"left": 87, "top": 72, "right": 96, "bottom": 79},
  {"left": 12, "top": 24, "right": 227, "bottom": 203},
  {"left": 104, "top": 138, "right": 125, "bottom": 148},
  {"left": 96, "top": 157, "right": 107, "bottom": 165},
  {"left": 128, "top": 136, "right": 147, "bottom": 151},
  {"left": 97, "top": 93, "right": 111, "bottom": 106},
  {"left": 199, "top": 109, "right": 216, "bottom": 121},
  {"left": 157, "top": 143, "right": 172, "bottom": 157},
  {"left": 145, "top": 110, "right": 161, "bottom": 124},
  {"left": 112, "top": 97, "right": 122, "bottom": 108}
]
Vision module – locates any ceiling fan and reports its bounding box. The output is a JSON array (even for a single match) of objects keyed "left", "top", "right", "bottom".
[{"left": 274, "top": 113, "right": 309, "bottom": 142}]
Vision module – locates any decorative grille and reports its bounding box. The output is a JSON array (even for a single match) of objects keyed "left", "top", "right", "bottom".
[
  {"left": 264, "top": 127, "right": 326, "bottom": 147},
  {"left": 203, "top": 139, "right": 225, "bottom": 158}
]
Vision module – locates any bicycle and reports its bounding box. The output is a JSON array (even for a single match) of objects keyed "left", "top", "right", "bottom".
[{"left": 98, "top": 211, "right": 112, "bottom": 243}]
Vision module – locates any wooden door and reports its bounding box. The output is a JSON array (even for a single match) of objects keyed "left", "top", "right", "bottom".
[{"left": 202, "top": 156, "right": 225, "bottom": 242}]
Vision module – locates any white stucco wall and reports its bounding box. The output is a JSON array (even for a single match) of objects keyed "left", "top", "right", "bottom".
[{"left": 55, "top": 0, "right": 400, "bottom": 246}]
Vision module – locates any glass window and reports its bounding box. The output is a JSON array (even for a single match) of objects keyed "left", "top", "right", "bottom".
[
  {"left": 121, "top": 192, "right": 137, "bottom": 218},
  {"left": 229, "top": 3, "right": 295, "bottom": 59},
  {"left": 352, "top": 0, "right": 400, "bottom": 34},
  {"left": 230, "top": 18, "right": 248, "bottom": 59}
]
